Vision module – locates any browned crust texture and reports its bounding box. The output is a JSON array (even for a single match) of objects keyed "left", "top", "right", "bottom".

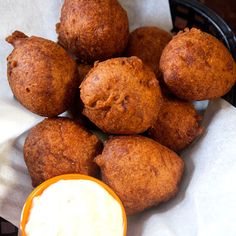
[
  {"left": 56, "top": 0, "right": 129, "bottom": 62},
  {"left": 95, "top": 135, "right": 184, "bottom": 215},
  {"left": 125, "top": 26, "right": 172, "bottom": 77},
  {"left": 160, "top": 28, "right": 236, "bottom": 100},
  {"left": 80, "top": 57, "right": 163, "bottom": 134},
  {"left": 24, "top": 118, "right": 102, "bottom": 187},
  {"left": 6, "top": 31, "right": 79, "bottom": 117},
  {"left": 149, "top": 96, "right": 203, "bottom": 151}
]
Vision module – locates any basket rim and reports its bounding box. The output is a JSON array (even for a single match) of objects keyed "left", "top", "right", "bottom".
[{"left": 170, "top": 0, "right": 236, "bottom": 58}]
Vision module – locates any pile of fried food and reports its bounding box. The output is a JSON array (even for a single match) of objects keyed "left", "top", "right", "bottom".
[{"left": 6, "top": 0, "right": 236, "bottom": 215}]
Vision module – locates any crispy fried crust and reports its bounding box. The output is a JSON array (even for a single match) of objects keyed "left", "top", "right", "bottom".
[
  {"left": 56, "top": 0, "right": 129, "bottom": 62},
  {"left": 6, "top": 31, "right": 79, "bottom": 117},
  {"left": 95, "top": 136, "right": 184, "bottom": 215},
  {"left": 149, "top": 96, "right": 203, "bottom": 151},
  {"left": 160, "top": 28, "right": 236, "bottom": 100},
  {"left": 125, "top": 26, "right": 172, "bottom": 77},
  {"left": 80, "top": 57, "right": 163, "bottom": 134},
  {"left": 24, "top": 118, "right": 102, "bottom": 187}
]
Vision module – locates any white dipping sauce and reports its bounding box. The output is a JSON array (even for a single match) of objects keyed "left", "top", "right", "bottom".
[{"left": 25, "top": 179, "right": 124, "bottom": 236}]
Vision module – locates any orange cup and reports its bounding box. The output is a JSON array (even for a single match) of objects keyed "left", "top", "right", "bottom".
[{"left": 20, "top": 174, "right": 127, "bottom": 236}]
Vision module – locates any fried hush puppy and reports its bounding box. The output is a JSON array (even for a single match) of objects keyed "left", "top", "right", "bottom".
[
  {"left": 80, "top": 57, "right": 163, "bottom": 134},
  {"left": 56, "top": 0, "right": 129, "bottom": 62},
  {"left": 6, "top": 31, "right": 79, "bottom": 117},
  {"left": 160, "top": 28, "right": 236, "bottom": 100},
  {"left": 125, "top": 26, "right": 172, "bottom": 77},
  {"left": 24, "top": 118, "right": 102, "bottom": 187},
  {"left": 149, "top": 96, "right": 203, "bottom": 151},
  {"left": 95, "top": 136, "right": 184, "bottom": 215}
]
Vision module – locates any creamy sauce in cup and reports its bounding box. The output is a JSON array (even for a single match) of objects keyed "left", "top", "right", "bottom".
[{"left": 25, "top": 179, "right": 124, "bottom": 236}]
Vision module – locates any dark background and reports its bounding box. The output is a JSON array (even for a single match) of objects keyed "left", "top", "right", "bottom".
[
  {"left": 200, "top": 0, "right": 236, "bottom": 34},
  {"left": 0, "top": 0, "right": 235, "bottom": 235}
]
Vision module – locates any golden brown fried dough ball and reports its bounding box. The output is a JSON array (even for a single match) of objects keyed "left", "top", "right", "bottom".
[
  {"left": 149, "top": 96, "right": 203, "bottom": 151},
  {"left": 24, "top": 118, "right": 102, "bottom": 187},
  {"left": 95, "top": 136, "right": 184, "bottom": 215},
  {"left": 80, "top": 57, "right": 163, "bottom": 134},
  {"left": 56, "top": 0, "right": 129, "bottom": 62},
  {"left": 6, "top": 31, "right": 79, "bottom": 117},
  {"left": 160, "top": 28, "right": 236, "bottom": 100},
  {"left": 125, "top": 26, "right": 172, "bottom": 76}
]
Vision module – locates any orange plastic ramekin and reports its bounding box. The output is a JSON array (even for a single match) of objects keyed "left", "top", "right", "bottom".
[{"left": 20, "top": 174, "right": 127, "bottom": 236}]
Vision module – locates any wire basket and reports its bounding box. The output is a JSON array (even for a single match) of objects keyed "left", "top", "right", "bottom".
[
  {"left": 1, "top": 1, "right": 236, "bottom": 235},
  {"left": 169, "top": 0, "right": 236, "bottom": 106}
]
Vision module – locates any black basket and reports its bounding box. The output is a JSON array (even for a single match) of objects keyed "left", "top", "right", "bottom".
[
  {"left": 1, "top": 1, "right": 236, "bottom": 235},
  {"left": 0, "top": 218, "right": 18, "bottom": 236},
  {"left": 169, "top": 0, "right": 236, "bottom": 106}
]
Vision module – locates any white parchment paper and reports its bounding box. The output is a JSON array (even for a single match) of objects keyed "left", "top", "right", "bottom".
[{"left": 0, "top": 1, "right": 236, "bottom": 235}]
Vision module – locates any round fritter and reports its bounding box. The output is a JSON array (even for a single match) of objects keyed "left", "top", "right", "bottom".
[
  {"left": 24, "top": 118, "right": 102, "bottom": 187},
  {"left": 95, "top": 136, "right": 184, "bottom": 215},
  {"left": 149, "top": 96, "right": 203, "bottom": 151},
  {"left": 56, "top": 0, "right": 129, "bottom": 62},
  {"left": 80, "top": 57, "right": 163, "bottom": 134},
  {"left": 6, "top": 31, "right": 79, "bottom": 117},
  {"left": 125, "top": 26, "right": 172, "bottom": 76},
  {"left": 160, "top": 28, "right": 236, "bottom": 100}
]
